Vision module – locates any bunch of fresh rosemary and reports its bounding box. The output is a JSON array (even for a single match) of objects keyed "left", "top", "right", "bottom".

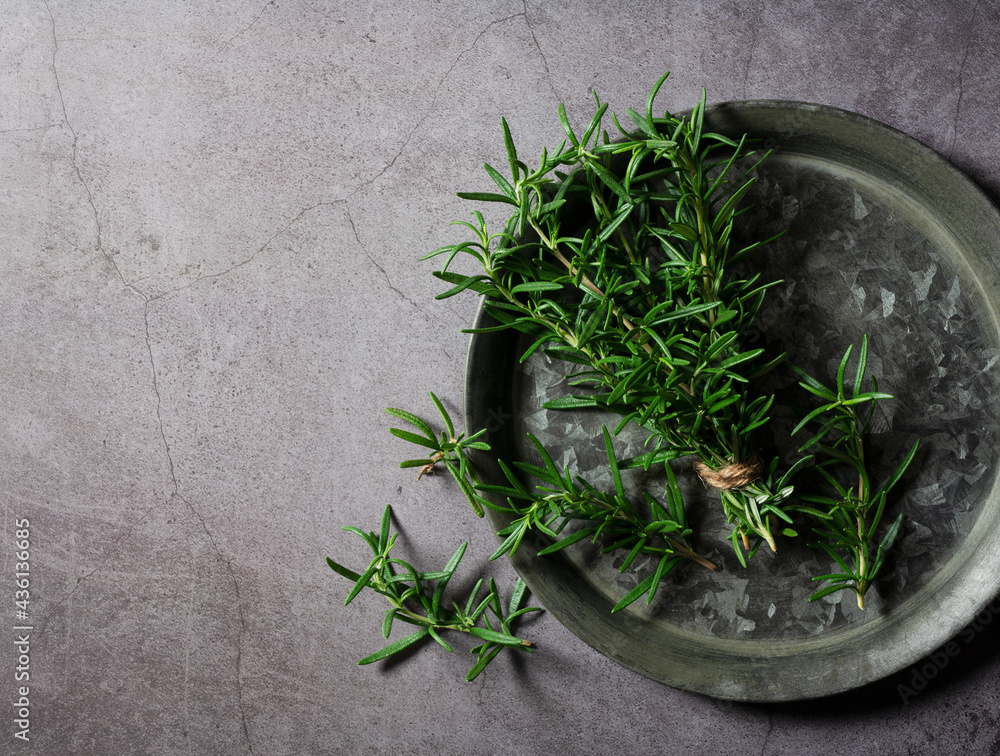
[
  {"left": 327, "top": 72, "right": 918, "bottom": 679},
  {"left": 427, "top": 71, "right": 809, "bottom": 558}
]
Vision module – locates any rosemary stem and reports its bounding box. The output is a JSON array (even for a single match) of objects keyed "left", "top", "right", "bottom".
[
  {"left": 679, "top": 152, "right": 718, "bottom": 329},
  {"left": 853, "top": 411, "right": 869, "bottom": 604},
  {"left": 554, "top": 491, "right": 717, "bottom": 570},
  {"left": 390, "top": 593, "right": 534, "bottom": 647},
  {"left": 667, "top": 536, "right": 717, "bottom": 570},
  {"left": 527, "top": 215, "right": 646, "bottom": 340}
]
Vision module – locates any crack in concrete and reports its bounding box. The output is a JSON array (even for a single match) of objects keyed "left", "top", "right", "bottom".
[
  {"left": 741, "top": 1, "right": 764, "bottom": 99},
  {"left": 45, "top": 7, "right": 256, "bottom": 746},
  {"left": 40, "top": 6, "right": 477, "bottom": 744},
  {"left": 345, "top": 201, "right": 425, "bottom": 313},
  {"left": 182, "top": 566, "right": 196, "bottom": 755},
  {"left": 302, "top": 1, "right": 344, "bottom": 20},
  {"left": 521, "top": 0, "right": 559, "bottom": 101},
  {"left": 216, "top": 0, "right": 278, "bottom": 57},
  {"left": 0, "top": 123, "right": 61, "bottom": 135},
  {"left": 947, "top": 0, "right": 981, "bottom": 159},
  {"left": 45, "top": 0, "right": 144, "bottom": 301},
  {"left": 44, "top": 3, "right": 177, "bottom": 614},
  {"left": 156, "top": 200, "right": 339, "bottom": 299},
  {"left": 44, "top": 3, "right": 88, "bottom": 206},
  {"left": 133, "top": 194, "right": 449, "bottom": 753},
  {"left": 228, "top": 558, "right": 255, "bottom": 756},
  {"left": 143, "top": 298, "right": 178, "bottom": 492},
  {"left": 759, "top": 710, "right": 775, "bottom": 755},
  {"left": 45, "top": 5, "right": 100, "bottom": 250},
  {"left": 174, "top": 490, "right": 256, "bottom": 755},
  {"left": 351, "top": 8, "right": 527, "bottom": 195},
  {"left": 133, "top": 199, "right": 388, "bottom": 755}
]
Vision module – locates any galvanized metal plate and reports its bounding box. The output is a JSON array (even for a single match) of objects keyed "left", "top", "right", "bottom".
[{"left": 464, "top": 101, "right": 1000, "bottom": 701}]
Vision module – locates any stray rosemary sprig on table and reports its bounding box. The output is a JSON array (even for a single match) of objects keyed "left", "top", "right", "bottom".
[
  {"left": 793, "top": 336, "right": 920, "bottom": 608},
  {"left": 326, "top": 503, "right": 539, "bottom": 681},
  {"left": 426, "top": 71, "right": 808, "bottom": 558},
  {"left": 386, "top": 391, "right": 492, "bottom": 516}
]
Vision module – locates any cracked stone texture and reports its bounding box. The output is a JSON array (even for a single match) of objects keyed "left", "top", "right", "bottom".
[{"left": 2, "top": 0, "right": 1000, "bottom": 753}]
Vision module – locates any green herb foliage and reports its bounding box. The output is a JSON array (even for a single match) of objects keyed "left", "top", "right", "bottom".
[
  {"left": 326, "top": 504, "right": 539, "bottom": 681},
  {"left": 386, "top": 392, "right": 492, "bottom": 517},
  {"left": 389, "top": 395, "right": 716, "bottom": 613},
  {"left": 480, "top": 425, "right": 717, "bottom": 611},
  {"left": 425, "top": 71, "right": 810, "bottom": 557},
  {"left": 793, "top": 336, "right": 919, "bottom": 608}
]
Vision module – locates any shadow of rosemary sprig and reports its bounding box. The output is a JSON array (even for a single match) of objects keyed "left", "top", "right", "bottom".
[
  {"left": 792, "top": 335, "right": 920, "bottom": 608},
  {"left": 326, "top": 503, "right": 540, "bottom": 681},
  {"left": 424, "top": 72, "right": 808, "bottom": 560}
]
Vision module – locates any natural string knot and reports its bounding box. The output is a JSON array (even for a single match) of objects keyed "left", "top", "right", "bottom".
[{"left": 693, "top": 454, "right": 764, "bottom": 490}]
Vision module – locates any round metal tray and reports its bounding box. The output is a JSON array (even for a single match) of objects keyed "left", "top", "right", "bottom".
[{"left": 464, "top": 101, "right": 1000, "bottom": 701}]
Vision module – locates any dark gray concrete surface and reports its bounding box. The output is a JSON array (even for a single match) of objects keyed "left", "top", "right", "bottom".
[{"left": 2, "top": 1, "right": 999, "bottom": 753}]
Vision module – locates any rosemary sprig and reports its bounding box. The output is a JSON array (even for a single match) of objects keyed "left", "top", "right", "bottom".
[
  {"left": 426, "top": 72, "right": 800, "bottom": 558},
  {"left": 480, "top": 425, "right": 716, "bottom": 611},
  {"left": 792, "top": 336, "right": 920, "bottom": 608},
  {"left": 326, "top": 503, "right": 540, "bottom": 681},
  {"left": 386, "top": 392, "right": 492, "bottom": 516},
  {"left": 486, "top": 427, "right": 712, "bottom": 563},
  {"left": 391, "top": 397, "right": 714, "bottom": 611}
]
